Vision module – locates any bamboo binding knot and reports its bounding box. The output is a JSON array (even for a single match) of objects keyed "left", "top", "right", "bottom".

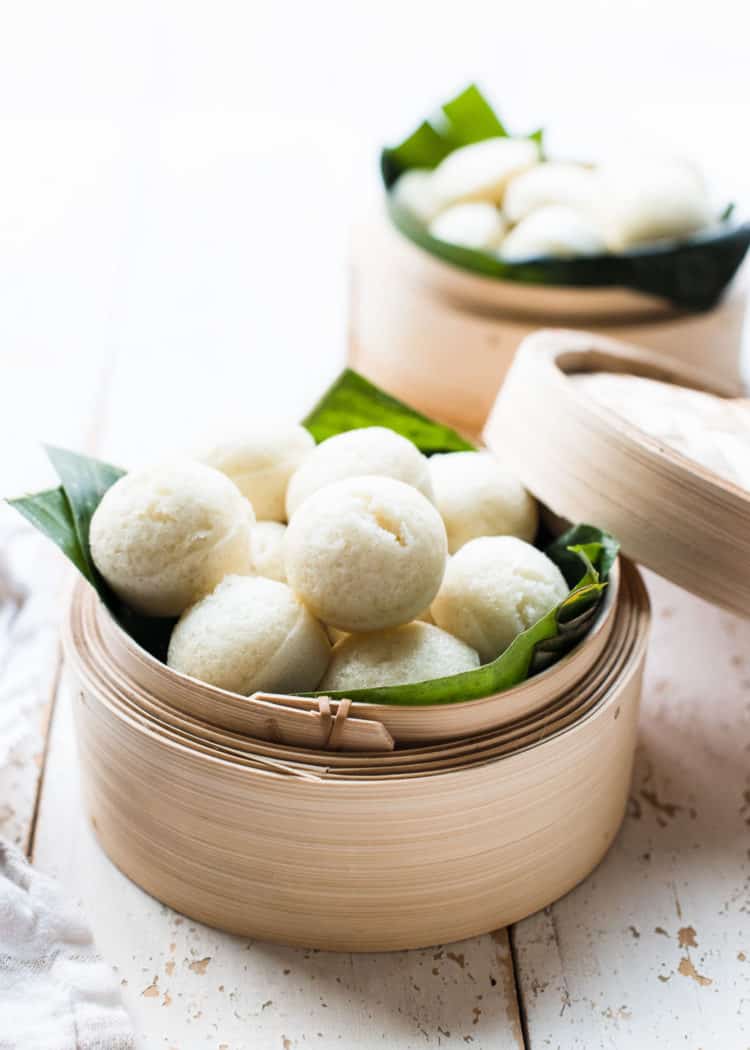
[{"left": 316, "top": 696, "right": 353, "bottom": 750}]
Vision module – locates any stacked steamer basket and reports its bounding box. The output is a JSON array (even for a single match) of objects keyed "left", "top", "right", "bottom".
[
  {"left": 60, "top": 336, "right": 682, "bottom": 954},
  {"left": 348, "top": 86, "right": 750, "bottom": 437},
  {"left": 349, "top": 214, "right": 749, "bottom": 436}
]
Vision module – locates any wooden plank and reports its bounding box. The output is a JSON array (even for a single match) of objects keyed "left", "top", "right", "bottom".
[
  {"left": 512, "top": 569, "right": 750, "bottom": 1049},
  {"left": 34, "top": 678, "right": 525, "bottom": 1050},
  {"left": 0, "top": 522, "right": 62, "bottom": 851},
  {"left": 0, "top": 351, "right": 109, "bottom": 852}
]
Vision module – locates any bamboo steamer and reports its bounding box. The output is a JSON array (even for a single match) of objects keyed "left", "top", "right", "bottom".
[
  {"left": 67, "top": 555, "right": 620, "bottom": 752},
  {"left": 486, "top": 329, "right": 750, "bottom": 617},
  {"left": 348, "top": 208, "right": 748, "bottom": 435},
  {"left": 65, "top": 334, "right": 704, "bottom": 950},
  {"left": 65, "top": 560, "right": 650, "bottom": 951}
]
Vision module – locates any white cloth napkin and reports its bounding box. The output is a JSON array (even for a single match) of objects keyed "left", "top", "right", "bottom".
[{"left": 0, "top": 840, "right": 135, "bottom": 1049}]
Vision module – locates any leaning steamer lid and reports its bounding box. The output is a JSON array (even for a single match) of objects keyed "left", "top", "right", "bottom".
[{"left": 484, "top": 328, "right": 750, "bottom": 617}]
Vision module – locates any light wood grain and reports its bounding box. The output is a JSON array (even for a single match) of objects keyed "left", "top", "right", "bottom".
[
  {"left": 0, "top": 350, "right": 110, "bottom": 851},
  {"left": 512, "top": 569, "right": 750, "bottom": 1048}
]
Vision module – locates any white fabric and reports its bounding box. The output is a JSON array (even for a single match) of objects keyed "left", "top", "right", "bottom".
[{"left": 0, "top": 840, "right": 135, "bottom": 1050}]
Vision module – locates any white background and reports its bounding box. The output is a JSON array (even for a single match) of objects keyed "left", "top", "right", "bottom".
[{"left": 2, "top": 0, "right": 749, "bottom": 451}]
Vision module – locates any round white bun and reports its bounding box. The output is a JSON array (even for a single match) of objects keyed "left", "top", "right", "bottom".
[
  {"left": 429, "top": 202, "right": 507, "bottom": 250},
  {"left": 195, "top": 423, "right": 314, "bottom": 522},
  {"left": 503, "top": 162, "right": 598, "bottom": 224},
  {"left": 430, "top": 137, "right": 539, "bottom": 207},
  {"left": 285, "top": 475, "right": 448, "bottom": 632},
  {"left": 429, "top": 451, "right": 538, "bottom": 554},
  {"left": 594, "top": 160, "right": 713, "bottom": 251},
  {"left": 286, "top": 426, "right": 433, "bottom": 517},
  {"left": 90, "top": 460, "right": 254, "bottom": 618},
  {"left": 319, "top": 621, "right": 479, "bottom": 692},
  {"left": 392, "top": 169, "right": 442, "bottom": 223},
  {"left": 249, "top": 521, "right": 287, "bottom": 582},
  {"left": 167, "top": 575, "right": 330, "bottom": 695},
  {"left": 499, "top": 205, "right": 605, "bottom": 261},
  {"left": 431, "top": 536, "right": 569, "bottom": 662}
]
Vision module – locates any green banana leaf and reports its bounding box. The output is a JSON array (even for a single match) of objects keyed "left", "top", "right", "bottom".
[
  {"left": 380, "top": 83, "right": 539, "bottom": 185},
  {"left": 303, "top": 368, "right": 474, "bottom": 453},
  {"left": 43, "top": 445, "right": 124, "bottom": 582},
  {"left": 9, "top": 485, "right": 90, "bottom": 580},
  {"left": 6, "top": 369, "right": 619, "bottom": 704},
  {"left": 382, "top": 84, "right": 750, "bottom": 310}
]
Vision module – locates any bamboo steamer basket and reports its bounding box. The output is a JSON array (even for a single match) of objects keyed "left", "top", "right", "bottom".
[
  {"left": 348, "top": 208, "right": 748, "bottom": 436},
  {"left": 64, "top": 559, "right": 650, "bottom": 950},
  {"left": 486, "top": 329, "right": 750, "bottom": 617},
  {"left": 62, "top": 341, "right": 681, "bottom": 951}
]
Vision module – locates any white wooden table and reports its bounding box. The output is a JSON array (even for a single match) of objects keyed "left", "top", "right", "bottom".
[
  {"left": 1, "top": 118, "right": 749, "bottom": 1048},
  {"left": 3, "top": 334, "right": 750, "bottom": 1050}
]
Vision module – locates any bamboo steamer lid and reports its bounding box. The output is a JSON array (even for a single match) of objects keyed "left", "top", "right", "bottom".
[
  {"left": 66, "top": 554, "right": 620, "bottom": 753},
  {"left": 484, "top": 328, "right": 750, "bottom": 616}
]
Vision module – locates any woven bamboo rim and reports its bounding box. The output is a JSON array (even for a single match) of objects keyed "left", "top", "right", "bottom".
[
  {"left": 65, "top": 562, "right": 630, "bottom": 776},
  {"left": 485, "top": 328, "right": 750, "bottom": 617},
  {"left": 65, "top": 560, "right": 650, "bottom": 950},
  {"left": 67, "top": 555, "right": 619, "bottom": 753},
  {"left": 66, "top": 561, "right": 640, "bottom": 777}
]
